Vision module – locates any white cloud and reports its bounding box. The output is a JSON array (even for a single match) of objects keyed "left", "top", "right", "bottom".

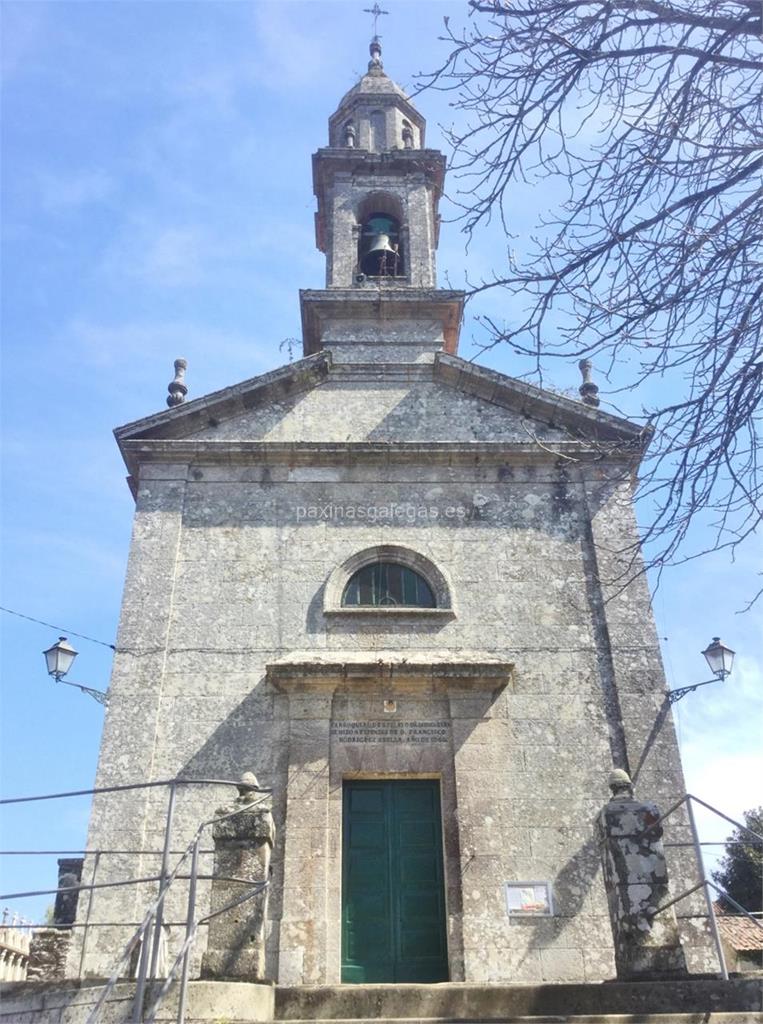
[
  {"left": 683, "top": 749, "right": 762, "bottom": 833},
  {"left": 681, "top": 747, "right": 762, "bottom": 878}
]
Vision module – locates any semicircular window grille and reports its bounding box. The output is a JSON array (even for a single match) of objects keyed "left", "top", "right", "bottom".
[{"left": 342, "top": 562, "right": 436, "bottom": 608}]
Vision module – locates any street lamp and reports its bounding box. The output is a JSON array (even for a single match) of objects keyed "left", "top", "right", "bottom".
[
  {"left": 43, "top": 636, "right": 78, "bottom": 681},
  {"left": 42, "top": 636, "right": 109, "bottom": 706},
  {"left": 667, "top": 637, "right": 736, "bottom": 704},
  {"left": 701, "top": 637, "right": 735, "bottom": 680}
]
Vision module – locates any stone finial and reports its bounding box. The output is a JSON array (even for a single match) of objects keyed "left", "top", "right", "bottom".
[
  {"left": 608, "top": 768, "right": 634, "bottom": 799},
  {"left": 369, "top": 36, "right": 383, "bottom": 70},
  {"left": 578, "top": 358, "right": 600, "bottom": 407},
  {"left": 166, "top": 358, "right": 188, "bottom": 407},
  {"left": 237, "top": 771, "right": 261, "bottom": 803}
]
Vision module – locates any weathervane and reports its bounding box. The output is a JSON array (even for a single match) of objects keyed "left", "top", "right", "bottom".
[{"left": 364, "top": 3, "right": 389, "bottom": 38}]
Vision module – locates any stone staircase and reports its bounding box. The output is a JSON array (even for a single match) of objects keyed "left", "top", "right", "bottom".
[
  {"left": 1, "top": 978, "right": 762, "bottom": 1022},
  {"left": 275, "top": 980, "right": 763, "bottom": 1024}
]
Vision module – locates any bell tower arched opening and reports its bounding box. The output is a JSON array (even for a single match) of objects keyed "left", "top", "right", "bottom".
[{"left": 356, "top": 193, "right": 406, "bottom": 279}]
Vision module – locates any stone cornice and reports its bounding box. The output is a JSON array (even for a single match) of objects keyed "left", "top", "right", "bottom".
[
  {"left": 118, "top": 438, "right": 643, "bottom": 483},
  {"left": 311, "top": 148, "right": 446, "bottom": 198},
  {"left": 266, "top": 657, "right": 514, "bottom": 694}
]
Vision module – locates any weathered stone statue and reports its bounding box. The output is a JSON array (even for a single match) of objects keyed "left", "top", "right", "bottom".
[
  {"left": 201, "top": 772, "right": 275, "bottom": 981},
  {"left": 599, "top": 769, "right": 687, "bottom": 979}
]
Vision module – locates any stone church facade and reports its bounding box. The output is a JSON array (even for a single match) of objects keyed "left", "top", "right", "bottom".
[{"left": 71, "top": 40, "right": 711, "bottom": 987}]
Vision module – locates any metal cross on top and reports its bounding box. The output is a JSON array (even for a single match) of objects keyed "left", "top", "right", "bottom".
[{"left": 364, "top": 3, "right": 389, "bottom": 37}]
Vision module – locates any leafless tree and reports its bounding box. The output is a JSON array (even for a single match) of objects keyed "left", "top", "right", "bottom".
[{"left": 422, "top": 0, "right": 763, "bottom": 600}]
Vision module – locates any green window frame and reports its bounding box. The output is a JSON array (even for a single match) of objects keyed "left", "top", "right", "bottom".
[{"left": 342, "top": 562, "right": 436, "bottom": 608}]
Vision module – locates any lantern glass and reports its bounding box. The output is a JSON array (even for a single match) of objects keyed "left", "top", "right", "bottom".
[
  {"left": 43, "top": 637, "right": 78, "bottom": 680},
  {"left": 702, "top": 637, "right": 735, "bottom": 679}
]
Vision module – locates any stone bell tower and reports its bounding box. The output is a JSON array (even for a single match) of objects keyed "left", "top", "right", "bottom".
[{"left": 300, "top": 36, "right": 463, "bottom": 362}]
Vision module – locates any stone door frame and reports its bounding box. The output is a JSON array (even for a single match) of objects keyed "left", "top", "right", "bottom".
[{"left": 268, "top": 658, "right": 513, "bottom": 985}]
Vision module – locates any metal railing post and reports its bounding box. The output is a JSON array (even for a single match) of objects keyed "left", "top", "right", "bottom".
[
  {"left": 149, "top": 780, "right": 177, "bottom": 981},
  {"left": 686, "top": 795, "right": 729, "bottom": 980},
  {"left": 176, "top": 837, "right": 200, "bottom": 1024},
  {"left": 131, "top": 912, "right": 154, "bottom": 1024}
]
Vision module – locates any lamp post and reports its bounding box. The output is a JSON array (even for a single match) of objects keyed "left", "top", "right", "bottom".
[
  {"left": 42, "top": 637, "right": 109, "bottom": 706},
  {"left": 667, "top": 637, "right": 736, "bottom": 704}
]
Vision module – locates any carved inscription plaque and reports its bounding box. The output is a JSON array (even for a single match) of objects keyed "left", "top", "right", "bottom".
[{"left": 331, "top": 720, "right": 449, "bottom": 744}]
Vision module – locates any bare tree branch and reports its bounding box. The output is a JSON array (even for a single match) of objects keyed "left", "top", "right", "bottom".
[{"left": 420, "top": 0, "right": 763, "bottom": 604}]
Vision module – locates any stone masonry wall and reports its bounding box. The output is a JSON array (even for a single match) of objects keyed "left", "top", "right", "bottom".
[{"left": 69, "top": 379, "right": 712, "bottom": 984}]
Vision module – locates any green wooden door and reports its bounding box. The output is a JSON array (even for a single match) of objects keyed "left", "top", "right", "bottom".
[{"left": 342, "top": 779, "right": 449, "bottom": 983}]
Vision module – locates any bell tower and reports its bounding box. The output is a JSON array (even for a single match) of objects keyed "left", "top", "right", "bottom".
[{"left": 300, "top": 37, "right": 464, "bottom": 363}]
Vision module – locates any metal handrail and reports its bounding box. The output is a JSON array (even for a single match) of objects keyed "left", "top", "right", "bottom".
[
  {"left": 0, "top": 876, "right": 256, "bottom": 903},
  {"left": 635, "top": 793, "right": 763, "bottom": 981},
  {"left": 83, "top": 792, "right": 272, "bottom": 1024},
  {"left": 0, "top": 777, "right": 271, "bottom": 806},
  {"left": 2, "top": 776, "right": 272, "bottom": 1023}
]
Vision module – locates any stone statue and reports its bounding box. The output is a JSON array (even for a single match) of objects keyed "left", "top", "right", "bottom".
[{"left": 598, "top": 769, "right": 687, "bottom": 978}]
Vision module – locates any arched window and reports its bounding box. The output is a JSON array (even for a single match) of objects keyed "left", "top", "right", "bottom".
[
  {"left": 342, "top": 562, "right": 436, "bottom": 608},
  {"left": 359, "top": 213, "right": 403, "bottom": 276}
]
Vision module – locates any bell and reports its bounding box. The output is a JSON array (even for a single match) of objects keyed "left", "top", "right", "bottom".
[{"left": 361, "top": 233, "right": 399, "bottom": 276}]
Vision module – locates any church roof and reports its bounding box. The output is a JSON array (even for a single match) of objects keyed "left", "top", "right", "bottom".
[
  {"left": 329, "top": 37, "right": 425, "bottom": 136},
  {"left": 337, "top": 63, "right": 410, "bottom": 107}
]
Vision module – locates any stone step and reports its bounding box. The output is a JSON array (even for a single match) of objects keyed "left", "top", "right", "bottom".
[
  {"left": 281, "top": 1017, "right": 762, "bottom": 1024},
  {"left": 274, "top": 980, "right": 763, "bottom": 1022},
  {"left": 3, "top": 979, "right": 761, "bottom": 1024}
]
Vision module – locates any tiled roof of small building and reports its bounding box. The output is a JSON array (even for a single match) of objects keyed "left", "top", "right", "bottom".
[{"left": 715, "top": 903, "right": 763, "bottom": 951}]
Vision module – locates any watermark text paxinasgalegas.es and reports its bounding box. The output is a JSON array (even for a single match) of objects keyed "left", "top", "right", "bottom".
[{"left": 293, "top": 501, "right": 487, "bottom": 523}]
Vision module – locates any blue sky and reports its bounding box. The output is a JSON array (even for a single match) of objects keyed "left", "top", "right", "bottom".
[{"left": 1, "top": 1, "right": 760, "bottom": 923}]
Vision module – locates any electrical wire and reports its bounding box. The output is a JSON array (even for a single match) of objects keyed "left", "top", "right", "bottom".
[{"left": 0, "top": 606, "right": 116, "bottom": 650}]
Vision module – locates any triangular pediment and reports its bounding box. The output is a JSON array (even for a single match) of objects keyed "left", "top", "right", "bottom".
[
  {"left": 115, "top": 350, "right": 645, "bottom": 476},
  {"left": 434, "top": 353, "right": 643, "bottom": 445},
  {"left": 115, "top": 352, "right": 332, "bottom": 443}
]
